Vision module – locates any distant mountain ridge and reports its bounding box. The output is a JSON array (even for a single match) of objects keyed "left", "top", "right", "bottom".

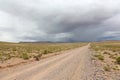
[
  {"left": 102, "top": 40, "right": 120, "bottom": 42},
  {"left": 0, "top": 40, "right": 120, "bottom": 44}
]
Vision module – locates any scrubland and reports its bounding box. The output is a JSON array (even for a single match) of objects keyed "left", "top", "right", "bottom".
[
  {"left": 91, "top": 41, "right": 120, "bottom": 79},
  {"left": 0, "top": 42, "right": 86, "bottom": 68}
]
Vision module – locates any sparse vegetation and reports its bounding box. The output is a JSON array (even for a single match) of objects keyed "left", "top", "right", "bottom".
[
  {"left": 21, "top": 53, "right": 29, "bottom": 60},
  {"left": 91, "top": 41, "right": 120, "bottom": 74},
  {"left": 116, "top": 57, "right": 120, "bottom": 64},
  {"left": 0, "top": 42, "right": 86, "bottom": 62},
  {"left": 104, "top": 65, "right": 110, "bottom": 71},
  {"left": 43, "top": 50, "right": 49, "bottom": 54},
  {"left": 34, "top": 54, "right": 42, "bottom": 61},
  {"left": 109, "top": 54, "right": 116, "bottom": 59},
  {"left": 94, "top": 54, "right": 104, "bottom": 61}
]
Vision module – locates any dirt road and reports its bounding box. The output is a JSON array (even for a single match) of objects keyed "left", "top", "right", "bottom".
[{"left": 0, "top": 44, "right": 94, "bottom": 80}]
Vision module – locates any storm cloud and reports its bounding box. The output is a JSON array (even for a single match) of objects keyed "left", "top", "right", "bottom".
[{"left": 0, "top": 0, "right": 120, "bottom": 42}]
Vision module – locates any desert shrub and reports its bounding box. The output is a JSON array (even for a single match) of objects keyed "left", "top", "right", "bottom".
[
  {"left": 104, "top": 65, "right": 110, "bottom": 71},
  {"left": 116, "top": 57, "right": 120, "bottom": 64},
  {"left": 94, "top": 54, "right": 104, "bottom": 61},
  {"left": 6, "top": 54, "right": 12, "bottom": 60},
  {"left": 103, "top": 51, "right": 110, "bottom": 55},
  {"left": 21, "top": 53, "right": 29, "bottom": 60},
  {"left": 43, "top": 50, "right": 48, "bottom": 54},
  {"left": 109, "top": 54, "right": 116, "bottom": 59},
  {"left": 34, "top": 54, "right": 42, "bottom": 61},
  {"left": 48, "top": 50, "right": 53, "bottom": 53},
  {"left": 113, "top": 66, "right": 120, "bottom": 70},
  {"left": 12, "top": 48, "right": 17, "bottom": 51},
  {"left": 0, "top": 53, "right": 2, "bottom": 61},
  {"left": 113, "top": 50, "right": 116, "bottom": 52},
  {"left": 94, "top": 48, "right": 99, "bottom": 51}
]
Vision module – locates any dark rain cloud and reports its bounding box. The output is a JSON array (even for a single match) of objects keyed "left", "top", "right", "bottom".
[{"left": 0, "top": 0, "right": 120, "bottom": 42}]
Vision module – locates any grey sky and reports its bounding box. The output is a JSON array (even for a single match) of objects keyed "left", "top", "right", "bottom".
[{"left": 0, "top": 0, "right": 120, "bottom": 42}]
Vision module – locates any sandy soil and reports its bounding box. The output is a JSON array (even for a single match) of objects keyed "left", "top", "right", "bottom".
[{"left": 0, "top": 44, "right": 95, "bottom": 80}]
